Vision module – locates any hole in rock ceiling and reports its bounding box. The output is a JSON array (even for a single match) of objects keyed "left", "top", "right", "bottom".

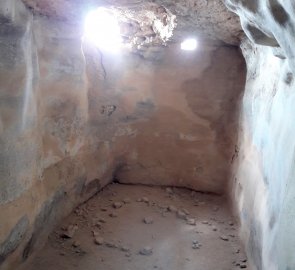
[
  {"left": 181, "top": 38, "right": 198, "bottom": 51},
  {"left": 84, "top": 7, "right": 122, "bottom": 52}
]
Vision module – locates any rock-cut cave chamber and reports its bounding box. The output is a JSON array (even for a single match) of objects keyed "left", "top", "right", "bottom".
[{"left": 0, "top": 0, "right": 294, "bottom": 270}]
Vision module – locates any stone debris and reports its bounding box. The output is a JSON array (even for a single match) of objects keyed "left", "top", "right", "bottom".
[
  {"left": 186, "top": 218, "right": 196, "bottom": 226},
  {"left": 220, "top": 235, "right": 229, "bottom": 241},
  {"left": 192, "top": 240, "right": 202, "bottom": 249},
  {"left": 93, "top": 221, "right": 102, "bottom": 228},
  {"left": 92, "top": 230, "right": 100, "bottom": 237},
  {"left": 27, "top": 185, "right": 248, "bottom": 270},
  {"left": 167, "top": 205, "right": 177, "bottom": 212},
  {"left": 165, "top": 187, "right": 173, "bottom": 194},
  {"left": 113, "top": 202, "right": 123, "bottom": 209},
  {"left": 60, "top": 224, "right": 78, "bottom": 238},
  {"left": 176, "top": 210, "right": 187, "bottom": 220},
  {"left": 123, "top": 198, "right": 131, "bottom": 204},
  {"left": 98, "top": 218, "right": 106, "bottom": 223},
  {"left": 182, "top": 209, "right": 190, "bottom": 215},
  {"left": 235, "top": 261, "right": 247, "bottom": 268},
  {"left": 143, "top": 217, "right": 154, "bottom": 224},
  {"left": 139, "top": 246, "right": 153, "bottom": 256},
  {"left": 142, "top": 197, "right": 149, "bottom": 203},
  {"left": 157, "top": 203, "right": 167, "bottom": 210},
  {"left": 72, "top": 241, "right": 80, "bottom": 248},
  {"left": 120, "top": 246, "right": 130, "bottom": 252},
  {"left": 94, "top": 236, "right": 104, "bottom": 245},
  {"left": 105, "top": 241, "right": 118, "bottom": 248}
]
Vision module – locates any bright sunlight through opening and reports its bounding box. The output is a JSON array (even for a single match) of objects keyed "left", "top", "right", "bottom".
[
  {"left": 181, "top": 38, "right": 198, "bottom": 51},
  {"left": 84, "top": 8, "right": 122, "bottom": 52}
]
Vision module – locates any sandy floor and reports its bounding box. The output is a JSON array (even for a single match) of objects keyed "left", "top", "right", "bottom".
[{"left": 21, "top": 184, "right": 249, "bottom": 270}]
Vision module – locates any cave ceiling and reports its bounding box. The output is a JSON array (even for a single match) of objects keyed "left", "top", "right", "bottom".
[{"left": 22, "top": 0, "right": 244, "bottom": 50}]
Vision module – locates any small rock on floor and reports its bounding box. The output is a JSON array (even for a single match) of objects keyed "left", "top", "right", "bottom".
[
  {"left": 186, "top": 218, "right": 196, "bottom": 226},
  {"left": 220, "top": 235, "right": 229, "bottom": 241},
  {"left": 60, "top": 224, "right": 78, "bottom": 238},
  {"left": 139, "top": 246, "right": 153, "bottom": 256},
  {"left": 120, "top": 246, "right": 130, "bottom": 252},
  {"left": 72, "top": 241, "right": 80, "bottom": 248},
  {"left": 123, "top": 198, "right": 131, "bottom": 204},
  {"left": 143, "top": 217, "right": 154, "bottom": 224},
  {"left": 142, "top": 197, "right": 149, "bottom": 203},
  {"left": 192, "top": 240, "right": 202, "bottom": 249},
  {"left": 176, "top": 210, "right": 187, "bottom": 220},
  {"left": 167, "top": 205, "right": 177, "bottom": 212},
  {"left": 94, "top": 236, "right": 104, "bottom": 245},
  {"left": 113, "top": 202, "right": 123, "bottom": 209},
  {"left": 182, "top": 209, "right": 190, "bottom": 215},
  {"left": 105, "top": 241, "right": 118, "bottom": 248},
  {"left": 109, "top": 212, "right": 118, "bottom": 218}
]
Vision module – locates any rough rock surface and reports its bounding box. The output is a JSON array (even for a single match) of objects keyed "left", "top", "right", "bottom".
[
  {"left": 226, "top": 1, "right": 295, "bottom": 270},
  {"left": 21, "top": 0, "right": 243, "bottom": 46}
]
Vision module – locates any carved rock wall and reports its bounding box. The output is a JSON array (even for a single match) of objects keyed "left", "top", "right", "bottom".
[
  {"left": 0, "top": 1, "right": 246, "bottom": 269},
  {"left": 226, "top": 0, "right": 295, "bottom": 269}
]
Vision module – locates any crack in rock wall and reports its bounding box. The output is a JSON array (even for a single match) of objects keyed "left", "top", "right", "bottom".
[{"left": 226, "top": 0, "right": 295, "bottom": 269}]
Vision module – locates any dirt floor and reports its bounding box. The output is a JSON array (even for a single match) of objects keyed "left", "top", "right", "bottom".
[{"left": 20, "top": 184, "right": 249, "bottom": 270}]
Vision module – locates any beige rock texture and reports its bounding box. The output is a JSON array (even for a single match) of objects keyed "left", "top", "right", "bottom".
[
  {"left": 21, "top": 0, "right": 244, "bottom": 46},
  {"left": 225, "top": 0, "right": 295, "bottom": 270},
  {"left": 0, "top": 0, "right": 246, "bottom": 269}
]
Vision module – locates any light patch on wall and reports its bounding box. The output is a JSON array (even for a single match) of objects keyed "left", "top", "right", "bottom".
[
  {"left": 181, "top": 38, "right": 198, "bottom": 51},
  {"left": 84, "top": 8, "right": 122, "bottom": 52}
]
